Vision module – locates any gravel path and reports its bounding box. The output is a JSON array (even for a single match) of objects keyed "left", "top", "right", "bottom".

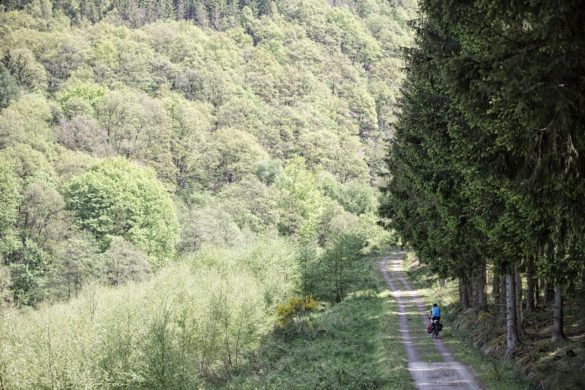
[{"left": 380, "top": 251, "right": 481, "bottom": 389}]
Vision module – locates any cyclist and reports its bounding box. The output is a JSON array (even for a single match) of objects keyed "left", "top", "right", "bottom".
[{"left": 428, "top": 303, "right": 441, "bottom": 338}]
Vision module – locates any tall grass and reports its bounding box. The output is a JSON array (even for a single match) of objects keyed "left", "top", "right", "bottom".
[
  {"left": 0, "top": 238, "right": 297, "bottom": 389},
  {"left": 222, "top": 253, "right": 413, "bottom": 389}
]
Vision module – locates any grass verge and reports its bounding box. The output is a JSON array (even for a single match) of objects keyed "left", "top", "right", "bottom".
[{"left": 221, "top": 253, "right": 413, "bottom": 389}]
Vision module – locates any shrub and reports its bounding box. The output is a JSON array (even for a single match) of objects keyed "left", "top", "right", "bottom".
[{"left": 275, "top": 296, "right": 319, "bottom": 329}]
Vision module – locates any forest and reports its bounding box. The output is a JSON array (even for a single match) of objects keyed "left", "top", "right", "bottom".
[
  {"left": 381, "top": 0, "right": 585, "bottom": 369},
  {"left": 0, "top": 0, "right": 416, "bottom": 388},
  {"left": 2, "top": 0, "right": 584, "bottom": 388}
]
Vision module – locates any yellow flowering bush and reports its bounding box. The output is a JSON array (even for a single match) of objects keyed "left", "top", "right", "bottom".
[{"left": 276, "top": 297, "right": 319, "bottom": 328}]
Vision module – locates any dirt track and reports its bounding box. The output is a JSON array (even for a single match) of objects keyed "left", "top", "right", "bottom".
[{"left": 380, "top": 251, "right": 481, "bottom": 389}]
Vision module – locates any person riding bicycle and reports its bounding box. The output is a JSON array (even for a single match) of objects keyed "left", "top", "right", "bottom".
[
  {"left": 429, "top": 303, "right": 441, "bottom": 321},
  {"left": 428, "top": 303, "right": 441, "bottom": 336}
]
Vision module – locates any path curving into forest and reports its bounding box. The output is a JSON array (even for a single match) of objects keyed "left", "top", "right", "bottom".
[{"left": 380, "top": 251, "right": 481, "bottom": 390}]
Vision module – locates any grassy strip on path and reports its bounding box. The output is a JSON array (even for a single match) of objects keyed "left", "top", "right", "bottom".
[
  {"left": 385, "top": 259, "right": 444, "bottom": 363},
  {"left": 222, "top": 253, "right": 413, "bottom": 389},
  {"left": 402, "top": 253, "right": 529, "bottom": 390}
]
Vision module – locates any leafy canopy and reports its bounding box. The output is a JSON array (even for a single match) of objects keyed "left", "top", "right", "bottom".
[{"left": 65, "top": 158, "right": 179, "bottom": 264}]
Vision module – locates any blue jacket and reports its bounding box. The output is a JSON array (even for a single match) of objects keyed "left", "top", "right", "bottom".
[{"left": 431, "top": 306, "right": 440, "bottom": 317}]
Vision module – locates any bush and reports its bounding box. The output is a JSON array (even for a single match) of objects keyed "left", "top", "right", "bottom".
[{"left": 275, "top": 296, "right": 319, "bottom": 329}]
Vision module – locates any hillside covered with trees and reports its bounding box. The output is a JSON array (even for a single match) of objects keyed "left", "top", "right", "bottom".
[
  {"left": 381, "top": 0, "right": 585, "bottom": 385},
  {"left": 0, "top": 0, "right": 416, "bottom": 387}
]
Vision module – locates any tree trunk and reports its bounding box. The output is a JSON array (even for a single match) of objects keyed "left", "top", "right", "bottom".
[
  {"left": 499, "top": 275, "right": 507, "bottom": 326},
  {"left": 475, "top": 259, "right": 487, "bottom": 312},
  {"left": 505, "top": 272, "right": 519, "bottom": 356},
  {"left": 515, "top": 263, "right": 523, "bottom": 336},
  {"left": 525, "top": 260, "right": 535, "bottom": 312},
  {"left": 459, "top": 278, "right": 470, "bottom": 309},
  {"left": 458, "top": 278, "right": 463, "bottom": 305},
  {"left": 466, "top": 279, "right": 474, "bottom": 307},
  {"left": 493, "top": 272, "right": 501, "bottom": 306},
  {"left": 552, "top": 282, "right": 566, "bottom": 342},
  {"left": 544, "top": 281, "right": 554, "bottom": 307},
  {"left": 535, "top": 277, "right": 541, "bottom": 309}
]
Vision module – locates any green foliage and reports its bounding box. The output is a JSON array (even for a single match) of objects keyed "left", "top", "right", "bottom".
[
  {"left": 0, "top": 94, "right": 53, "bottom": 152},
  {"left": 0, "top": 63, "right": 20, "bottom": 108},
  {"left": 0, "top": 143, "right": 56, "bottom": 185},
  {"left": 0, "top": 265, "right": 13, "bottom": 307},
  {"left": 380, "top": 0, "right": 585, "bottom": 359},
  {"left": 56, "top": 81, "right": 107, "bottom": 118},
  {"left": 188, "top": 237, "right": 298, "bottom": 308},
  {"left": 20, "top": 181, "right": 67, "bottom": 247},
  {"left": 382, "top": 0, "right": 585, "bottom": 281},
  {"left": 0, "top": 160, "right": 20, "bottom": 239},
  {"left": 46, "top": 233, "right": 102, "bottom": 300},
  {"left": 0, "top": 238, "right": 296, "bottom": 388},
  {"left": 178, "top": 206, "right": 243, "bottom": 253},
  {"left": 164, "top": 94, "right": 213, "bottom": 192},
  {"left": 275, "top": 296, "right": 319, "bottom": 328},
  {"left": 7, "top": 239, "right": 49, "bottom": 306},
  {"left": 0, "top": 175, "right": 70, "bottom": 305},
  {"left": 0, "top": 1, "right": 416, "bottom": 386},
  {"left": 319, "top": 232, "right": 367, "bottom": 302},
  {"left": 295, "top": 240, "right": 320, "bottom": 300},
  {"left": 1, "top": 48, "right": 47, "bottom": 92},
  {"left": 217, "top": 176, "right": 279, "bottom": 233},
  {"left": 275, "top": 157, "right": 330, "bottom": 239},
  {"left": 0, "top": 0, "right": 412, "bottom": 189},
  {"left": 96, "top": 88, "right": 175, "bottom": 181},
  {"left": 338, "top": 182, "right": 379, "bottom": 215},
  {"left": 207, "top": 127, "right": 269, "bottom": 188},
  {"left": 225, "top": 255, "right": 413, "bottom": 389},
  {"left": 102, "top": 236, "right": 151, "bottom": 286},
  {"left": 356, "top": 212, "right": 395, "bottom": 251},
  {"left": 321, "top": 173, "right": 379, "bottom": 215},
  {"left": 65, "top": 158, "right": 179, "bottom": 264}
]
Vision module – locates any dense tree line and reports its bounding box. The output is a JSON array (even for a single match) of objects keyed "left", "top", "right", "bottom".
[
  {"left": 0, "top": 0, "right": 414, "bottom": 29},
  {"left": 1, "top": 0, "right": 275, "bottom": 27},
  {"left": 381, "top": 0, "right": 585, "bottom": 355}
]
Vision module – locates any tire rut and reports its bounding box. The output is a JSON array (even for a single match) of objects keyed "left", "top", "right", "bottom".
[{"left": 380, "top": 251, "right": 481, "bottom": 389}]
